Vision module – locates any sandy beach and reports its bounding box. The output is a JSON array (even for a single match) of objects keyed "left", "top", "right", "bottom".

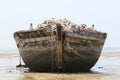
[{"left": 0, "top": 49, "right": 120, "bottom": 80}]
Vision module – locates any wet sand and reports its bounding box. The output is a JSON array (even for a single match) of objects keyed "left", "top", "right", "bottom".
[{"left": 0, "top": 51, "right": 120, "bottom": 80}]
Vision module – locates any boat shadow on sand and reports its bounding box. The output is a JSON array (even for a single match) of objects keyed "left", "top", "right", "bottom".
[{"left": 17, "top": 66, "right": 110, "bottom": 80}]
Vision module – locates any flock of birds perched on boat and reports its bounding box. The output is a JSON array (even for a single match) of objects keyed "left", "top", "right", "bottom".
[{"left": 29, "top": 18, "right": 98, "bottom": 33}]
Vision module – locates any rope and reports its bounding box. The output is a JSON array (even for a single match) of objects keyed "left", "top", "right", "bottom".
[{"left": 16, "top": 54, "right": 22, "bottom": 67}]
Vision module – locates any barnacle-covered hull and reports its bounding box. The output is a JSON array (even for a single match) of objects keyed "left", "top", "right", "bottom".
[{"left": 14, "top": 28, "right": 107, "bottom": 72}]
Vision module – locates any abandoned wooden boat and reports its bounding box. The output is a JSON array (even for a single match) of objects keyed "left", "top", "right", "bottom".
[{"left": 14, "top": 18, "right": 107, "bottom": 72}]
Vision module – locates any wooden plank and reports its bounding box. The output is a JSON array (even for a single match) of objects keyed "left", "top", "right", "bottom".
[{"left": 56, "top": 23, "right": 63, "bottom": 71}]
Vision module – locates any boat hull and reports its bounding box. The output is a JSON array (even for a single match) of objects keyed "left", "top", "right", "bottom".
[
  {"left": 18, "top": 46, "right": 100, "bottom": 72},
  {"left": 14, "top": 29, "right": 107, "bottom": 72}
]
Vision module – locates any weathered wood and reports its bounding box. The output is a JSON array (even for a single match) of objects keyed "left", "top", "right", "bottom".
[
  {"left": 13, "top": 23, "right": 107, "bottom": 72},
  {"left": 56, "top": 23, "right": 63, "bottom": 71}
]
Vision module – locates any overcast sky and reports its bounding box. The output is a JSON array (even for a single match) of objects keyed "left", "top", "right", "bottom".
[{"left": 0, "top": 0, "right": 120, "bottom": 49}]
